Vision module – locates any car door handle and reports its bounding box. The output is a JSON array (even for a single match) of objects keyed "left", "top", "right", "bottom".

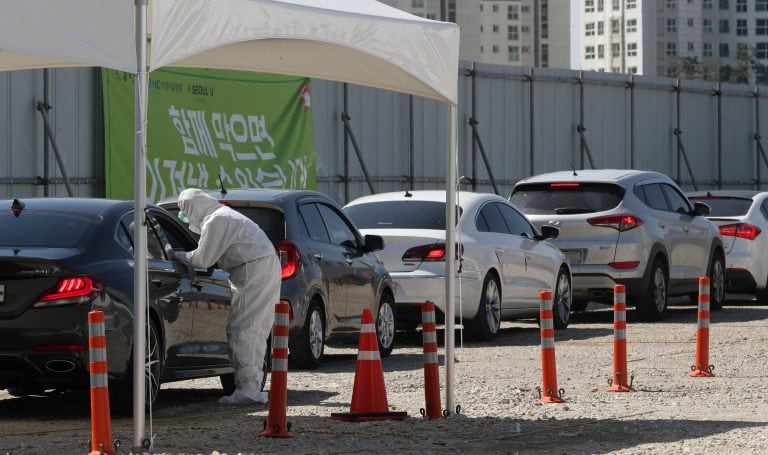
[
  {"left": 658, "top": 222, "right": 666, "bottom": 229},
  {"left": 151, "top": 279, "right": 163, "bottom": 288},
  {"left": 345, "top": 257, "right": 354, "bottom": 265},
  {"left": 682, "top": 226, "right": 689, "bottom": 232},
  {"left": 313, "top": 253, "right": 323, "bottom": 260}
]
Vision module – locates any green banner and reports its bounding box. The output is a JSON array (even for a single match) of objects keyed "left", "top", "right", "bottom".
[{"left": 103, "top": 68, "right": 316, "bottom": 201}]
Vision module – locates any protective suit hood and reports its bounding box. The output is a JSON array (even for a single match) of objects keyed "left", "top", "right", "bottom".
[{"left": 178, "top": 188, "right": 221, "bottom": 234}]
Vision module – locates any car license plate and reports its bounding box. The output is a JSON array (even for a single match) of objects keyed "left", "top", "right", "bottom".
[
  {"left": 0, "top": 284, "right": 4, "bottom": 303},
  {"left": 564, "top": 251, "right": 582, "bottom": 265}
]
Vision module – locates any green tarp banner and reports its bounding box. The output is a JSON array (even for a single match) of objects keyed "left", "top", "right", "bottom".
[{"left": 103, "top": 68, "right": 316, "bottom": 202}]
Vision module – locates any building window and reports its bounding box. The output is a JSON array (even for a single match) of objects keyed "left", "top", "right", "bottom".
[
  {"left": 522, "top": 5, "right": 530, "bottom": 13},
  {"left": 667, "top": 42, "right": 678, "bottom": 56},
  {"left": 720, "top": 19, "right": 730, "bottom": 33},
  {"left": 493, "top": 4, "right": 499, "bottom": 12},
  {"left": 522, "top": 46, "right": 530, "bottom": 54},
  {"left": 542, "top": 44, "right": 549, "bottom": 66},
  {"left": 479, "top": 4, "right": 483, "bottom": 12},
  {"left": 703, "top": 42, "right": 713, "bottom": 56},
  {"left": 667, "top": 18, "right": 677, "bottom": 33},
  {"left": 687, "top": 18, "right": 694, "bottom": 27},
  {"left": 720, "top": 0, "right": 729, "bottom": 9},
  {"left": 508, "top": 26, "right": 519, "bottom": 40},
  {"left": 737, "top": 19, "right": 747, "bottom": 36},
  {"left": 412, "top": 0, "right": 424, "bottom": 7},
  {"left": 598, "top": 21, "right": 604, "bottom": 35},
  {"left": 627, "top": 42, "right": 638, "bottom": 57},
  {"left": 758, "top": 18, "right": 768, "bottom": 35},
  {"left": 627, "top": 19, "right": 637, "bottom": 33},
  {"left": 720, "top": 43, "right": 730, "bottom": 57},
  {"left": 612, "top": 43, "right": 621, "bottom": 57},
  {"left": 522, "top": 26, "right": 530, "bottom": 33},
  {"left": 586, "top": 23, "right": 595, "bottom": 36},
  {"left": 704, "top": 0, "right": 713, "bottom": 8},
  {"left": 627, "top": 0, "right": 637, "bottom": 8},
  {"left": 629, "top": 66, "right": 638, "bottom": 74},
  {"left": 757, "top": 42, "right": 768, "bottom": 58},
  {"left": 757, "top": 0, "right": 767, "bottom": 10},
  {"left": 598, "top": 44, "right": 605, "bottom": 59},
  {"left": 598, "top": 0, "right": 604, "bottom": 11},
  {"left": 508, "top": 5, "right": 519, "bottom": 20},
  {"left": 688, "top": 42, "right": 695, "bottom": 51},
  {"left": 493, "top": 25, "right": 499, "bottom": 33},
  {"left": 585, "top": 45, "right": 596, "bottom": 59},
  {"left": 736, "top": 0, "right": 746, "bottom": 12},
  {"left": 611, "top": 19, "right": 620, "bottom": 34},
  {"left": 508, "top": 46, "right": 520, "bottom": 62},
  {"left": 612, "top": 0, "right": 620, "bottom": 10},
  {"left": 666, "top": 0, "right": 676, "bottom": 8},
  {"left": 492, "top": 45, "right": 499, "bottom": 53},
  {"left": 585, "top": 0, "right": 595, "bottom": 13},
  {"left": 704, "top": 19, "right": 713, "bottom": 33},
  {"left": 480, "top": 45, "right": 484, "bottom": 53}
]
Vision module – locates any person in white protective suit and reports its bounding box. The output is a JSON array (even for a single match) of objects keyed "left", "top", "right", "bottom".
[{"left": 174, "top": 188, "right": 281, "bottom": 404}]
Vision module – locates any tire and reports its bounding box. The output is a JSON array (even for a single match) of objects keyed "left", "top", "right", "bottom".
[
  {"left": 637, "top": 259, "right": 668, "bottom": 321},
  {"left": 552, "top": 268, "right": 572, "bottom": 330},
  {"left": 376, "top": 292, "right": 396, "bottom": 358},
  {"left": 466, "top": 274, "right": 501, "bottom": 341},
  {"left": 709, "top": 252, "right": 725, "bottom": 311},
  {"left": 289, "top": 300, "right": 324, "bottom": 369},
  {"left": 110, "top": 318, "right": 163, "bottom": 415},
  {"left": 220, "top": 336, "right": 271, "bottom": 394}
]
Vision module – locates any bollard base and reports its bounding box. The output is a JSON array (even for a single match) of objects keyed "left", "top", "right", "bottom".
[
  {"left": 688, "top": 369, "right": 715, "bottom": 378},
  {"left": 606, "top": 384, "right": 634, "bottom": 392},
  {"left": 260, "top": 429, "right": 293, "bottom": 438},
  {"left": 539, "top": 396, "right": 565, "bottom": 404},
  {"left": 330, "top": 411, "right": 409, "bottom": 422}
]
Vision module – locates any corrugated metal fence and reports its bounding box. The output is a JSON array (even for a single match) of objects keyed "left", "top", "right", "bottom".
[{"left": 3, "top": 62, "right": 768, "bottom": 203}]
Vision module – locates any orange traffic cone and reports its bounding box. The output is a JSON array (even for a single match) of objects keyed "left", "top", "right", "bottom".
[
  {"left": 261, "top": 300, "right": 292, "bottom": 438},
  {"left": 330, "top": 308, "right": 408, "bottom": 422},
  {"left": 87, "top": 310, "right": 117, "bottom": 455}
]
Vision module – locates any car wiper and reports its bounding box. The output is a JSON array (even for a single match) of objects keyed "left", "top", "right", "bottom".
[{"left": 554, "top": 207, "right": 596, "bottom": 214}]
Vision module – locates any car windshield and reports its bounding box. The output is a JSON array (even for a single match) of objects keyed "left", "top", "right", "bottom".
[
  {"left": 689, "top": 197, "right": 753, "bottom": 217},
  {"left": 166, "top": 205, "right": 285, "bottom": 245},
  {"left": 0, "top": 210, "right": 99, "bottom": 247},
  {"left": 511, "top": 183, "right": 625, "bottom": 215},
  {"left": 344, "top": 201, "right": 459, "bottom": 230}
]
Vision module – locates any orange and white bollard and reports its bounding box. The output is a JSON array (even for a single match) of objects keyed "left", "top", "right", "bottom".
[
  {"left": 607, "top": 284, "right": 634, "bottom": 392},
  {"left": 87, "top": 310, "right": 117, "bottom": 455},
  {"left": 689, "top": 277, "right": 715, "bottom": 378},
  {"left": 261, "top": 300, "right": 292, "bottom": 438},
  {"left": 420, "top": 301, "right": 443, "bottom": 419},
  {"left": 538, "top": 290, "right": 565, "bottom": 403}
]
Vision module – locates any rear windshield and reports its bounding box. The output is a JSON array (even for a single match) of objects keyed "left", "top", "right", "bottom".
[
  {"left": 166, "top": 206, "right": 285, "bottom": 245},
  {"left": 689, "top": 197, "right": 753, "bottom": 217},
  {"left": 511, "top": 183, "right": 625, "bottom": 215},
  {"left": 344, "top": 201, "right": 457, "bottom": 230},
  {"left": 0, "top": 210, "right": 99, "bottom": 247}
]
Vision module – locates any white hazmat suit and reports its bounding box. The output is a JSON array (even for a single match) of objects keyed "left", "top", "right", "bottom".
[{"left": 175, "top": 188, "right": 281, "bottom": 404}]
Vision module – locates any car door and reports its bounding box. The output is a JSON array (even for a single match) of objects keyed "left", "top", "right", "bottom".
[
  {"left": 316, "top": 202, "right": 376, "bottom": 324},
  {"left": 475, "top": 202, "right": 528, "bottom": 310},
  {"left": 661, "top": 183, "right": 709, "bottom": 280},
  {"left": 498, "top": 202, "right": 555, "bottom": 305},
  {"left": 149, "top": 210, "right": 234, "bottom": 370},
  {"left": 637, "top": 183, "right": 687, "bottom": 283},
  {"left": 297, "top": 202, "right": 350, "bottom": 329}
]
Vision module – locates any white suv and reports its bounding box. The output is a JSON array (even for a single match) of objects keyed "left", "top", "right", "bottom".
[{"left": 510, "top": 169, "right": 725, "bottom": 320}]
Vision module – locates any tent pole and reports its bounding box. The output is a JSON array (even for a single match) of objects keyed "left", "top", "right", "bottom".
[
  {"left": 444, "top": 103, "right": 457, "bottom": 415},
  {"left": 132, "top": 0, "right": 149, "bottom": 453}
]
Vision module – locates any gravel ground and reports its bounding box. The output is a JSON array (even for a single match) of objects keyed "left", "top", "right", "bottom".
[{"left": 1, "top": 297, "right": 767, "bottom": 454}]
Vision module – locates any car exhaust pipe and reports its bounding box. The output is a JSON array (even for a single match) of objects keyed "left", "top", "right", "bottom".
[{"left": 45, "top": 359, "right": 77, "bottom": 373}]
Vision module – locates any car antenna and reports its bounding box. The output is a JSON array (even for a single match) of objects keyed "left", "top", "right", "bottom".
[
  {"left": 571, "top": 163, "right": 578, "bottom": 176},
  {"left": 404, "top": 188, "right": 412, "bottom": 197},
  {"left": 11, "top": 198, "right": 25, "bottom": 217},
  {"left": 218, "top": 174, "right": 227, "bottom": 196}
]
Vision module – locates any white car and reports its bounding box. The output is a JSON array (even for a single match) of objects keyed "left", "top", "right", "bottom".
[
  {"left": 687, "top": 190, "right": 768, "bottom": 303},
  {"left": 343, "top": 190, "right": 572, "bottom": 341}
]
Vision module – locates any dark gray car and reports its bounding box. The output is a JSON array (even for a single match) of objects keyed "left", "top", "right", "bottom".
[{"left": 160, "top": 189, "right": 395, "bottom": 369}]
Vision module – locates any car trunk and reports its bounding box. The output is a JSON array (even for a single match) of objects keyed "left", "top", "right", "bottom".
[
  {"left": 0, "top": 253, "right": 73, "bottom": 319},
  {"left": 358, "top": 229, "right": 445, "bottom": 273}
]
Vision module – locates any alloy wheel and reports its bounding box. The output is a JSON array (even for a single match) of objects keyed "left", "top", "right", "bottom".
[
  {"left": 308, "top": 309, "right": 324, "bottom": 360},
  {"left": 483, "top": 278, "right": 501, "bottom": 335}
]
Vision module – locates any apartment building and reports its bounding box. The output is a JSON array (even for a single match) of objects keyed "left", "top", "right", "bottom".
[
  {"left": 577, "top": 0, "right": 768, "bottom": 82},
  {"left": 379, "top": 0, "right": 572, "bottom": 69}
]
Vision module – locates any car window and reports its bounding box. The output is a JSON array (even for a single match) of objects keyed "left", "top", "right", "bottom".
[
  {"left": 639, "top": 183, "right": 670, "bottom": 211},
  {"left": 0, "top": 209, "right": 98, "bottom": 248},
  {"left": 343, "top": 200, "right": 459, "bottom": 229},
  {"left": 497, "top": 203, "right": 535, "bottom": 238},
  {"left": 689, "top": 196, "right": 754, "bottom": 217},
  {"left": 151, "top": 212, "right": 197, "bottom": 252},
  {"left": 119, "top": 211, "right": 166, "bottom": 259},
  {"left": 227, "top": 206, "right": 285, "bottom": 245},
  {"left": 317, "top": 203, "right": 359, "bottom": 249},
  {"left": 661, "top": 184, "right": 691, "bottom": 214},
  {"left": 477, "top": 203, "right": 508, "bottom": 234},
  {"left": 510, "top": 183, "right": 624, "bottom": 215},
  {"left": 298, "top": 203, "right": 331, "bottom": 243}
]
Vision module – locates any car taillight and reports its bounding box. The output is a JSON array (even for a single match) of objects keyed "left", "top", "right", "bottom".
[
  {"left": 34, "top": 276, "right": 101, "bottom": 308},
  {"left": 719, "top": 223, "right": 761, "bottom": 240},
  {"left": 550, "top": 182, "right": 581, "bottom": 189},
  {"left": 277, "top": 240, "right": 302, "bottom": 280},
  {"left": 402, "top": 243, "right": 446, "bottom": 262},
  {"left": 587, "top": 214, "right": 643, "bottom": 232}
]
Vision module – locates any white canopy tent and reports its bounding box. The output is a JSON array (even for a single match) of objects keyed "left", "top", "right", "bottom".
[{"left": 1, "top": 1, "right": 460, "bottom": 452}]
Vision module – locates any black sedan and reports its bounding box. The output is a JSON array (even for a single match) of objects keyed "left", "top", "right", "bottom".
[{"left": 0, "top": 198, "right": 245, "bottom": 412}]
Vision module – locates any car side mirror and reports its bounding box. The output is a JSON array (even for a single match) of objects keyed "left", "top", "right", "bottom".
[
  {"left": 692, "top": 201, "right": 711, "bottom": 217},
  {"left": 363, "top": 234, "right": 384, "bottom": 252},
  {"left": 538, "top": 225, "right": 560, "bottom": 241}
]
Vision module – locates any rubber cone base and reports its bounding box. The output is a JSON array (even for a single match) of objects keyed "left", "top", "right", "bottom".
[
  {"left": 260, "top": 428, "right": 292, "bottom": 438},
  {"left": 330, "top": 411, "right": 409, "bottom": 422},
  {"left": 539, "top": 396, "right": 565, "bottom": 404},
  {"left": 606, "top": 384, "right": 634, "bottom": 392},
  {"left": 688, "top": 370, "right": 715, "bottom": 377}
]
